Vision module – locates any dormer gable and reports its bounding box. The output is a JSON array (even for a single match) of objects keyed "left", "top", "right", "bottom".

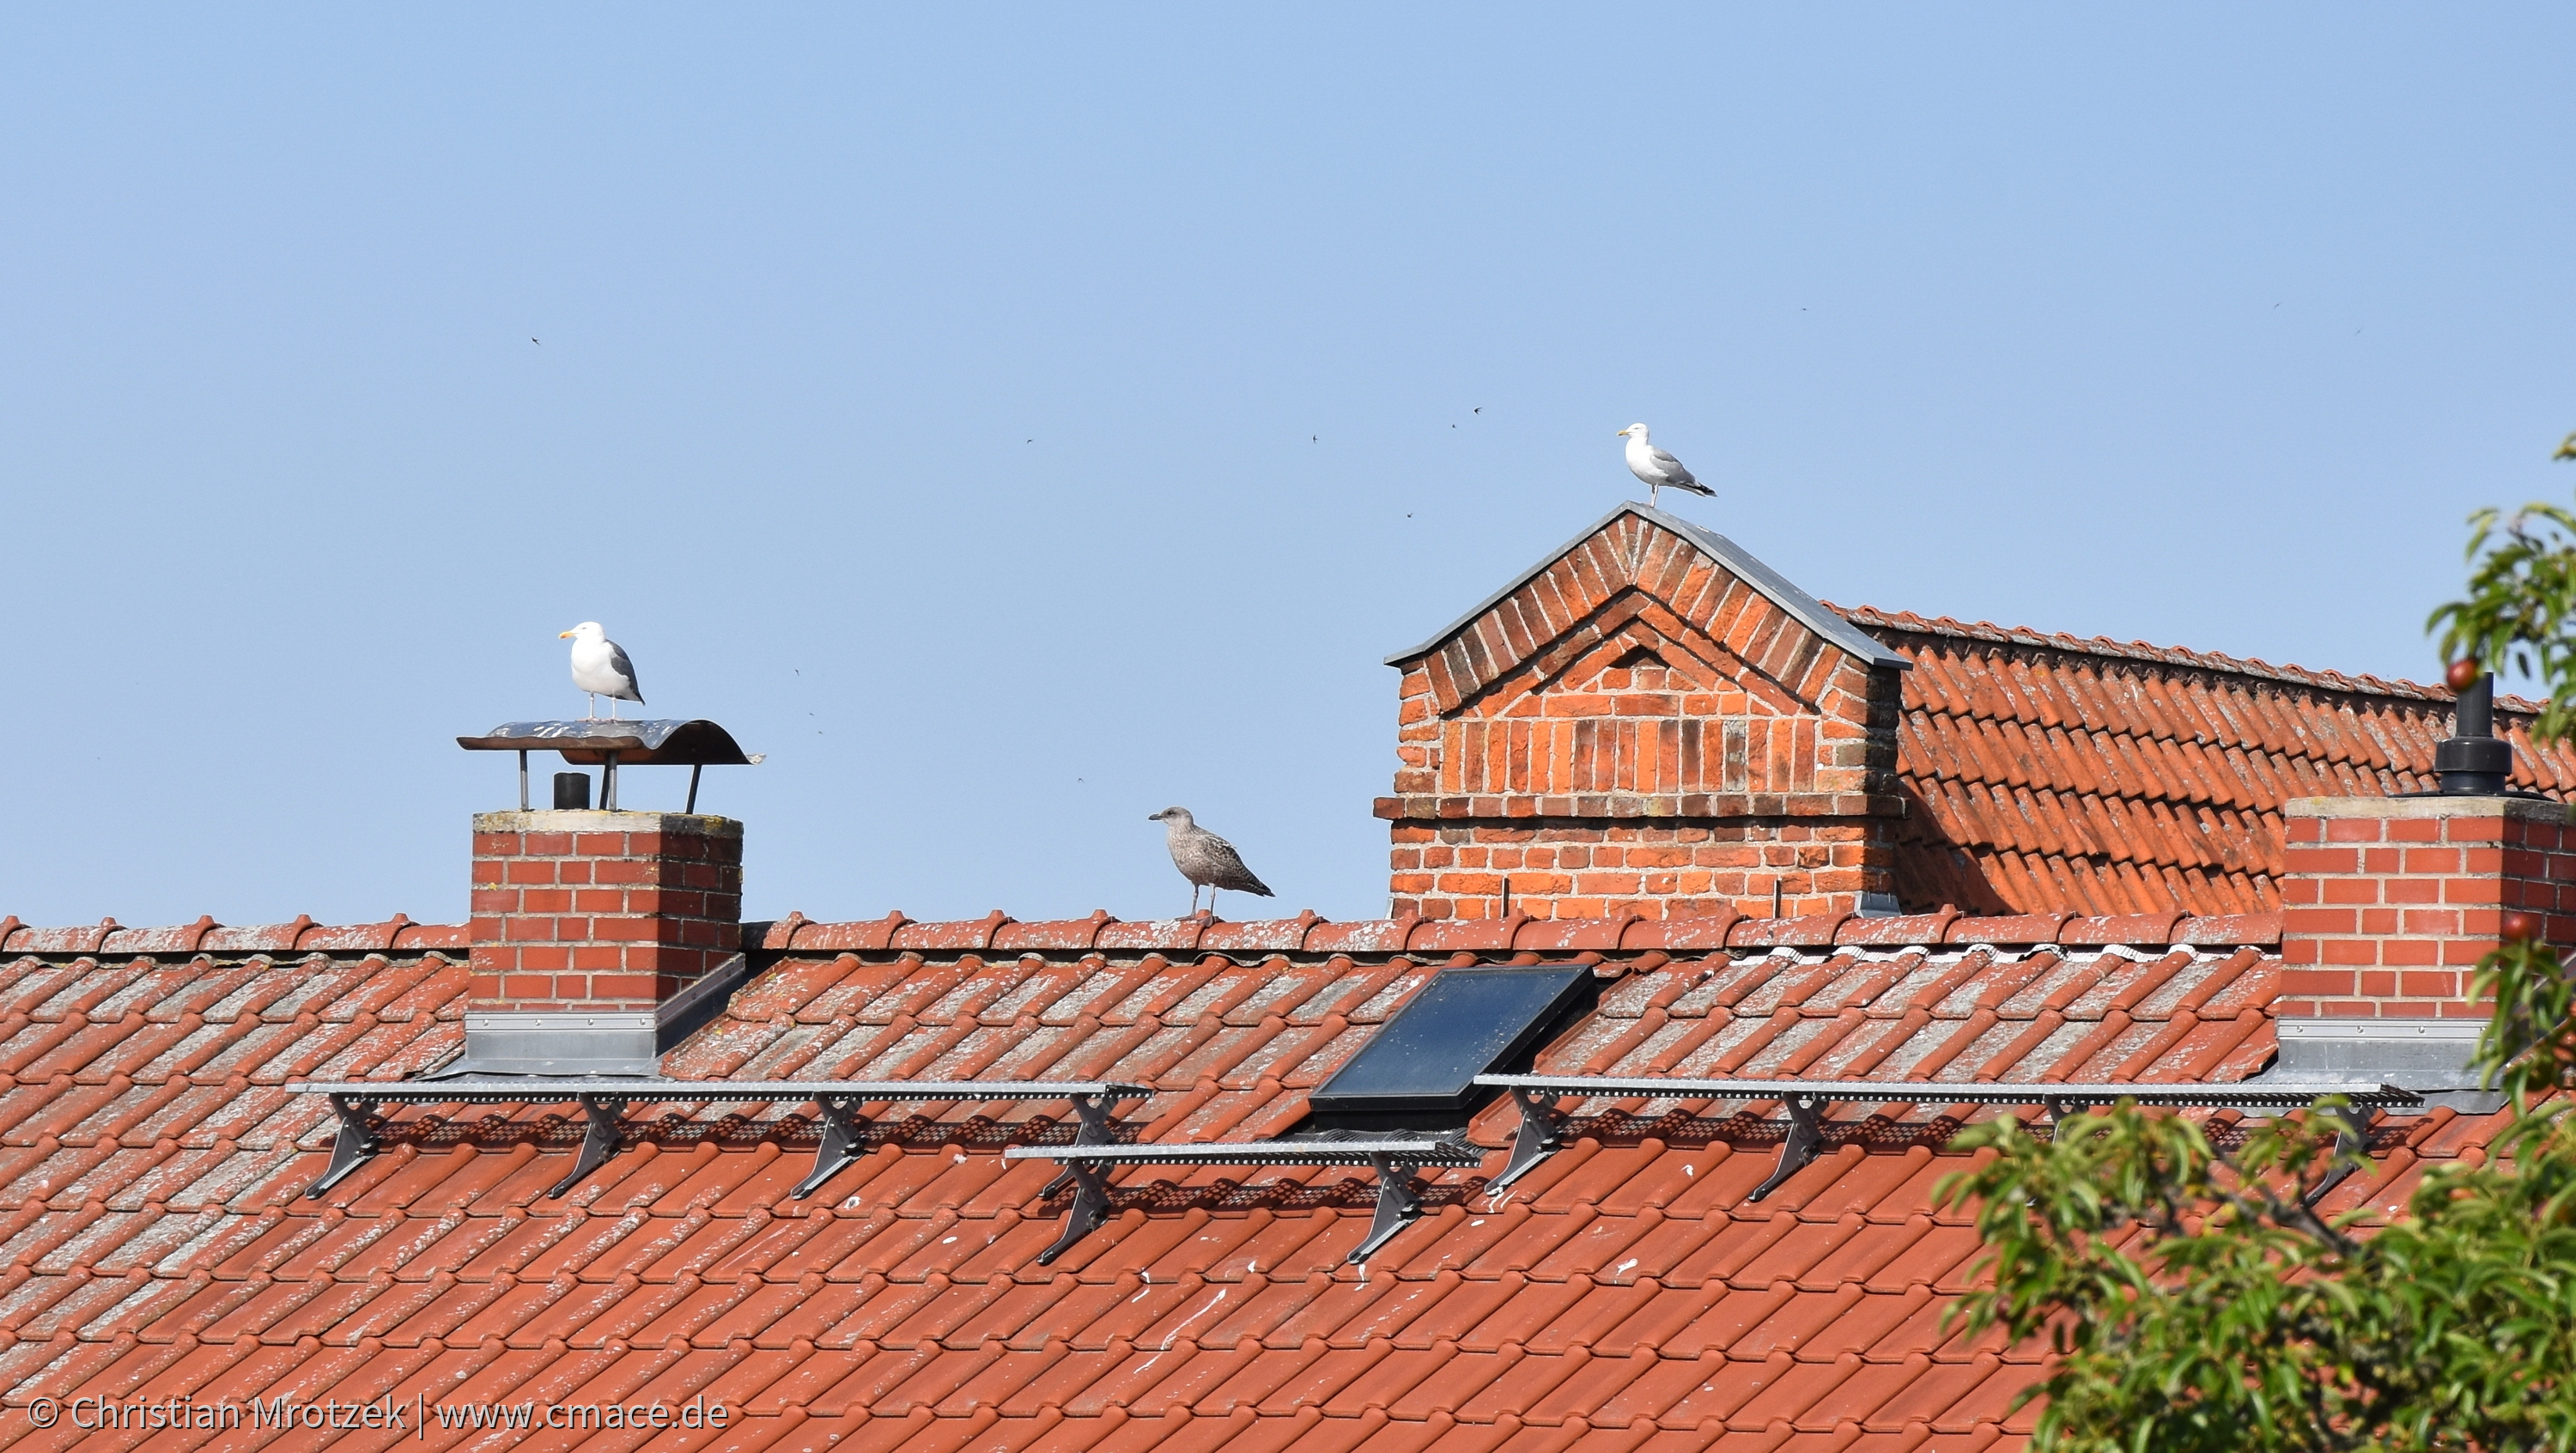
[
  {"left": 1389, "top": 502, "right": 1905, "bottom": 715},
  {"left": 1377, "top": 503, "right": 1911, "bottom": 921}
]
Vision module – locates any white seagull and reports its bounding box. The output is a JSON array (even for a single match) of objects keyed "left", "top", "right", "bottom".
[
  {"left": 1617, "top": 423, "right": 1714, "bottom": 508},
  {"left": 559, "top": 622, "right": 644, "bottom": 720}
]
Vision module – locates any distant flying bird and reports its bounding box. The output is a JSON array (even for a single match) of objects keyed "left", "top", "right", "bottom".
[
  {"left": 1148, "top": 806, "right": 1273, "bottom": 917},
  {"left": 560, "top": 622, "right": 644, "bottom": 720},
  {"left": 1617, "top": 423, "right": 1714, "bottom": 508}
]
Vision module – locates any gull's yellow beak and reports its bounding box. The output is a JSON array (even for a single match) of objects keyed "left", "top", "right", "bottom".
[
  {"left": 558, "top": 629, "right": 576, "bottom": 639},
  {"left": 1615, "top": 429, "right": 1630, "bottom": 438}
]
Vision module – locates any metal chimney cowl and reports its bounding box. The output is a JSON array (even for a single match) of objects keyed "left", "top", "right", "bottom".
[
  {"left": 2433, "top": 672, "right": 2514, "bottom": 796},
  {"left": 450, "top": 809, "right": 748, "bottom": 1079}
]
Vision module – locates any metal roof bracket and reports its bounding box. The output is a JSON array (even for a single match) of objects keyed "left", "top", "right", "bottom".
[
  {"left": 302, "top": 1095, "right": 383, "bottom": 1200},
  {"left": 550, "top": 1095, "right": 630, "bottom": 1199},
  {"left": 1352, "top": 1153, "right": 1428, "bottom": 1264},
  {"left": 1036, "top": 1162, "right": 1114, "bottom": 1266},
  {"left": 1489, "top": 1086, "right": 1567, "bottom": 1192},
  {"left": 1039, "top": 1090, "right": 1127, "bottom": 1201},
  {"left": 1747, "top": 1091, "right": 1826, "bottom": 1203},
  {"left": 2300, "top": 1101, "right": 2372, "bottom": 1207},
  {"left": 793, "top": 1094, "right": 872, "bottom": 1200}
]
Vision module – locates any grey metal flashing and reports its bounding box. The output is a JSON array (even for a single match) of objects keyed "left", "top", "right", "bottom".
[
  {"left": 1384, "top": 501, "right": 1911, "bottom": 672},
  {"left": 1006, "top": 1136, "right": 1488, "bottom": 1265},
  {"left": 2262, "top": 1018, "right": 2504, "bottom": 1113},
  {"left": 290, "top": 1078, "right": 1152, "bottom": 1202},
  {"left": 430, "top": 954, "right": 758, "bottom": 1079},
  {"left": 439, "top": 1012, "right": 661, "bottom": 1079},
  {"left": 654, "top": 952, "right": 756, "bottom": 1052},
  {"left": 1474, "top": 1073, "right": 2421, "bottom": 1204}
]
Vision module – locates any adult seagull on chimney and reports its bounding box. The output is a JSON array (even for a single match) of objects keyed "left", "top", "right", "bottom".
[
  {"left": 1618, "top": 423, "right": 1714, "bottom": 508},
  {"left": 560, "top": 622, "right": 645, "bottom": 720}
]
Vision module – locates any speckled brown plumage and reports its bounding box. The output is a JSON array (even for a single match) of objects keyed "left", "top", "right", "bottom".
[{"left": 1148, "top": 805, "right": 1274, "bottom": 915}]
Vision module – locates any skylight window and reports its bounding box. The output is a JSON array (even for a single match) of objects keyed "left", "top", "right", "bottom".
[{"left": 1304, "top": 964, "right": 1595, "bottom": 1130}]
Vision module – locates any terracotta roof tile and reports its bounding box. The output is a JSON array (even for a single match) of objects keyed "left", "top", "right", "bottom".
[
  {"left": 1838, "top": 605, "right": 2576, "bottom": 917},
  {"left": 0, "top": 904, "right": 2467, "bottom": 1449}
]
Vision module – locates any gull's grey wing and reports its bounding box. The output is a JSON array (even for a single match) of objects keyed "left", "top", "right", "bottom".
[
  {"left": 1176, "top": 830, "right": 1274, "bottom": 896},
  {"left": 1647, "top": 447, "right": 1697, "bottom": 485},
  {"left": 608, "top": 642, "right": 644, "bottom": 702}
]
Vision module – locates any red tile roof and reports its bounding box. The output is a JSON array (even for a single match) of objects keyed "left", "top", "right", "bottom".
[
  {"left": 0, "top": 909, "right": 2469, "bottom": 1450},
  {"left": 1838, "top": 607, "right": 2576, "bottom": 918}
]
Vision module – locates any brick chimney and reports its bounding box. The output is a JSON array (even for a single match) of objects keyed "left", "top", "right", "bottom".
[
  {"left": 459, "top": 810, "right": 745, "bottom": 1076},
  {"left": 2274, "top": 794, "right": 2572, "bottom": 1104}
]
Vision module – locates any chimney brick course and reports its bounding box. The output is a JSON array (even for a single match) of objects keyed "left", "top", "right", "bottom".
[
  {"left": 469, "top": 810, "right": 743, "bottom": 1012},
  {"left": 2278, "top": 795, "right": 2576, "bottom": 1018}
]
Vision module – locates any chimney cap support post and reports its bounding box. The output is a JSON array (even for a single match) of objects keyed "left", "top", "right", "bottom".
[{"left": 459, "top": 719, "right": 760, "bottom": 814}]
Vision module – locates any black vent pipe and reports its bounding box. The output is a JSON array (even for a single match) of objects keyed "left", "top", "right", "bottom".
[{"left": 2434, "top": 672, "right": 2514, "bottom": 795}]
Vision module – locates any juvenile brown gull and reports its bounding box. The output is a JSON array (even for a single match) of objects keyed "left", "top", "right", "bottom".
[{"left": 1149, "top": 806, "right": 1275, "bottom": 917}]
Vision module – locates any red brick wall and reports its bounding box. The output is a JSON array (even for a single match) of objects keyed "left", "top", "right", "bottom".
[
  {"left": 2278, "top": 796, "right": 2574, "bottom": 1019},
  {"left": 1379, "top": 511, "right": 1905, "bottom": 921},
  {"left": 1387, "top": 818, "right": 1891, "bottom": 921},
  {"left": 469, "top": 811, "right": 743, "bottom": 1012}
]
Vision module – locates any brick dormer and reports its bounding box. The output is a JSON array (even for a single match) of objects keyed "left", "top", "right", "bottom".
[{"left": 1376, "top": 503, "right": 1911, "bottom": 921}]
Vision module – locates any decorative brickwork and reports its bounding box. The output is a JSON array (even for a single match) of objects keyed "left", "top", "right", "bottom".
[
  {"left": 2277, "top": 795, "right": 2576, "bottom": 1018},
  {"left": 1378, "top": 505, "right": 1908, "bottom": 921},
  {"left": 468, "top": 810, "right": 743, "bottom": 1011}
]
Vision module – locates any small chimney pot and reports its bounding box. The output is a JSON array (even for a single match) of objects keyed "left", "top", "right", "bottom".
[
  {"left": 552, "top": 772, "right": 592, "bottom": 811},
  {"left": 2434, "top": 672, "right": 2513, "bottom": 795}
]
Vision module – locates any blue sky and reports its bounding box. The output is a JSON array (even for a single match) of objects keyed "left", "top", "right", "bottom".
[{"left": 3, "top": 7, "right": 2572, "bottom": 928}]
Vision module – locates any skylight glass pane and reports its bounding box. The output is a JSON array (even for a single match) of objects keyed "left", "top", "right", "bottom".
[{"left": 1309, "top": 964, "right": 1592, "bottom": 1116}]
